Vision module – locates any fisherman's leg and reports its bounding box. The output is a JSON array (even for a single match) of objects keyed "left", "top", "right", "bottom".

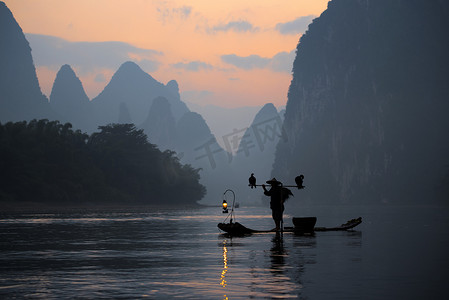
[
  {"left": 271, "top": 219, "right": 280, "bottom": 231},
  {"left": 271, "top": 212, "right": 278, "bottom": 231},
  {"left": 275, "top": 219, "right": 281, "bottom": 231},
  {"left": 274, "top": 211, "right": 281, "bottom": 231}
]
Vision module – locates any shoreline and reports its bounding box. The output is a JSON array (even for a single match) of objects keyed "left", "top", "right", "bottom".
[{"left": 0, "top": 201, "right": 209, "bottom": 214}]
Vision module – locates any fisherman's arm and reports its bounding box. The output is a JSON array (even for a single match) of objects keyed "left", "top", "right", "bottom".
[{"left": 262, "top": 184, "right": 271, "bottom": 196}]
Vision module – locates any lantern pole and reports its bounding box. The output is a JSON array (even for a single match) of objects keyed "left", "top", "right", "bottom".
[{"left": 222, "top": 189, "right": 236, "bottom": 224}]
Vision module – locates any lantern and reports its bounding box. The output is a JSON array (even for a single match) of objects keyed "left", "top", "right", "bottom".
[{"left": 222, "top": 199, "right": 228, "bottom": 213}]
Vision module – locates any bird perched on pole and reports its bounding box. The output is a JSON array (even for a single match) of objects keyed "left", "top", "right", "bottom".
[
  {"left": 295, "top": 175, "right": 305, "bottom": 189},
  {"left": 249, "top": 173, "right": 257, "bottom": 188}
]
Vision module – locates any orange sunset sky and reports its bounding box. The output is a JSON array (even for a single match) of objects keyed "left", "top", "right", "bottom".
[{"left": 4, "top": 0, "right": 329, "bottom": 108}]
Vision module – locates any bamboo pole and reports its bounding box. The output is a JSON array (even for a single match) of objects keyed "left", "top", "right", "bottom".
[{"left": 248, "top": 184, "right": 304, "bottom": 188}]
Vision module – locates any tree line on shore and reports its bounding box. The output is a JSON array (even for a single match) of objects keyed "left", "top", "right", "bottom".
[{"left": 0, "top": 119, "right": 206, "bottom": 206}]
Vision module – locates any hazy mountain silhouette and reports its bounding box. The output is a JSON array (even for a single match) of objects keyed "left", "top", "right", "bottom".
[
  {"left": 165, "top": 79, "right": 189, "bottom": 122},
  {"left": 228, "top": 103, "right": 284, "bottom": 204},
  {"left": 140, "top": 96, "right": 177, "bottom": 151},
  {"left": 186, "top": 102, "right": 262, "bottom": 149},
  {"left": 0, "top": 1, "right": 51, "bottom": 122},
  {"left": 49, "top": 64, "right": 94, "bottom": 130},
  {"left": 175, "top": 112, "right": 216, "bottom": 158},
  {"left": 177, "top": 103, "right": 287, "bottom": 204},
  {"left": 118, "top": 102, "right": 132, "bottom": 124},
  {"left": 234, "top": 103, "right": 282, "bottom": 157},
  {"left": 175, "top": 111, "right": 231, "bottom": 201},
  {"left": 175, "top": 110, "right": 229, "bottom": 171},
  {"left": 91, "top": 61, "right": 189, "bottom": 129},
  {"left": 272, "top": 0, "right": 449, "bottom": 204}
]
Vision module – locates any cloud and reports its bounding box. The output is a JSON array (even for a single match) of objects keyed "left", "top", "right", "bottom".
[
  {"left": 172, "top": 61, "right": 213, "bottom": 71},
  {"left": 270, "top": 50, "right": 296, "bottom": 72},
  {"left": 275, "top": 15, "right": 316, "bottom": 35},
  {"left": 221, "top": 54, "right": 270, "bottom": 70},
  {"left": 221, "top": 50, "right": 296, "bottom": 73},
  {"left": 212, "top": 20, "right": 258, "bottom": 33},
  {"left": 156, "top": 3, "right": 192, "bottom": 23},
  {"left": 25, "top": 33, "right": 163, "bottom": 75},
  {"left": 174, "top": 6, "right": 192, "bottom": 19}
]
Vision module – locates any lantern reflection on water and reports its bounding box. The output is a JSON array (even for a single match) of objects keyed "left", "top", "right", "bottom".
[
  {"left": 220, "top": 239, "right": 229, "bottom": 300},
  {"left": 220, "top": 240, "right": 228, "bottom": 287}
]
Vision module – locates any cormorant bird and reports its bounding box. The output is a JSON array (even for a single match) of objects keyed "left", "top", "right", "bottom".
[
  {"left": 249, "top": 173, "right": 256, "bottom": 188},
  {"left": 295, "top": 175, "right": 305, "bottom": 189}
]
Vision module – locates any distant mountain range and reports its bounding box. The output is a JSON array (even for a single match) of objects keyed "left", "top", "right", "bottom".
[
  {"left": 0, "top": 1, "right": 282, "bottom": 204},
  {"left": 90, "top": 61, "right": 189, "bottom": 129}
]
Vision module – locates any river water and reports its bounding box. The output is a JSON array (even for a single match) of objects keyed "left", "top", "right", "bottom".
[{"left": 0, "top": 204, "right": 448, "bottom": 299}]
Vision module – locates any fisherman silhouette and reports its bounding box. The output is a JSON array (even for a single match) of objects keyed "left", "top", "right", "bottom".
[
  {"left": 263, "top": 178, "right": 285, "bottom": 231},
  {"left": 249, "top": 173, "right": 257, "bottom": 188},
  {"left": 295, "top": 175, "right": 305, "bottom": 189}
]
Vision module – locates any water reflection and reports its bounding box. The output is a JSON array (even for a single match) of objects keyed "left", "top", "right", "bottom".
[
  {"left": 218, "top": 232, "right": 319, "bottom": 299},
  {"left": 270, "top": 232, "right": 286, "bottom": 276},
  {"left": 220, "top": 240, "right": 228, "bottom": 289},
  {"left": 0, "top": 207, "right": 373, "bottom": 299},
  {"left": 266, "top": 233, "right": 297, "bottom": 297}
]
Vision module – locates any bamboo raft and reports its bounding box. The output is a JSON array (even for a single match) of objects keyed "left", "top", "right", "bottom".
[{"left": 218, "top": 217, "right": 362, "bottom": 236}]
